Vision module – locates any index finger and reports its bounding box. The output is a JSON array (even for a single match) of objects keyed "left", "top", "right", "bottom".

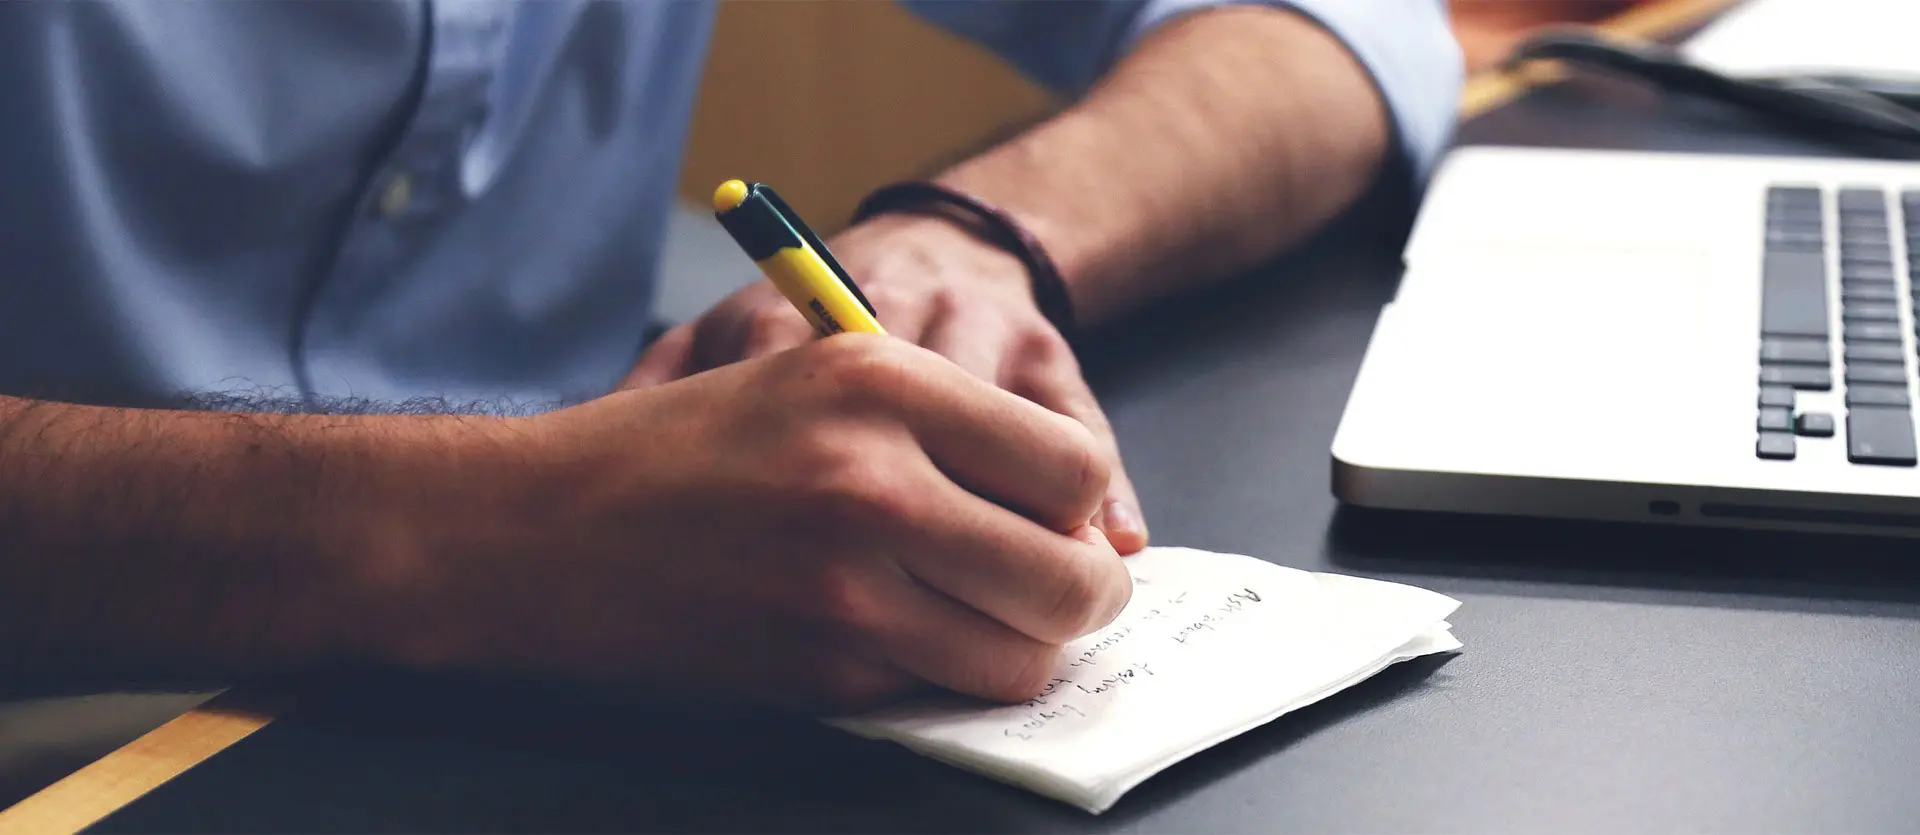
[
  {"left": 842, "top": 340, "right": 1110, "bottom": 534},
  {"left": 893, "top": 477, "right": 1134, "bottom": 646}
]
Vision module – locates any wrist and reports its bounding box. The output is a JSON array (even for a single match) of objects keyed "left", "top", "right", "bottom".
[
  {"left": 843, "top": 212, "right": 1032, "bottom": 295},
  {"left": 851, "top": 181, "right": 1080, "bottom": 342},
  {"left": 324, "top": 412, "right": 545, "bottom": 674},
  {"left": 179, "top": 410, "right": 535, "bottom": 677}
]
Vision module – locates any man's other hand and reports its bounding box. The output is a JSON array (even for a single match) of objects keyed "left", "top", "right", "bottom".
[{"left": 624, "top": 215, "right": 1147, "bottom": 554}]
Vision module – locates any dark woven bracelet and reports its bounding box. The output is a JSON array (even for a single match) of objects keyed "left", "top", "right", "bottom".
[{"left": 851, "top": 182, "right": 1077, "bottom": 344}]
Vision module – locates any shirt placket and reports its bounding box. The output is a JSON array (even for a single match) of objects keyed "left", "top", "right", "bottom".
[{"left": 295, "top": 0, "right": 512, "bottom": 398}]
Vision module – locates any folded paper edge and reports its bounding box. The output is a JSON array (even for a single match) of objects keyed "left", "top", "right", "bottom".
[{"left": 829, "top": 619, "right": 1461, "bottom": 815}]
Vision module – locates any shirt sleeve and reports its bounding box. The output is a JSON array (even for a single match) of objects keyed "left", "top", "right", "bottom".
[{"left": 897, "top": 0, "right": 1463, "bottom": 187}]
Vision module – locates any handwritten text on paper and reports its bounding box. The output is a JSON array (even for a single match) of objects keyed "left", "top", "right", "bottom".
[{"left": 1000, "top": 582, "right": 1266, "bottom": 741}]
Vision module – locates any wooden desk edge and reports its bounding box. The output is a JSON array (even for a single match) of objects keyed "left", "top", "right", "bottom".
[
  {"left": 0, "top": 691, "right": 275, "bottom": 835},
  {"left": 0, "top": 1, "right": 1738, "bottom": 832}
]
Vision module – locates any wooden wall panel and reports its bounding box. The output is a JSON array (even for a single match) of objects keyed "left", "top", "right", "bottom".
[{"left": 676, "top": 0, "right": 1059, "bottom": 234}]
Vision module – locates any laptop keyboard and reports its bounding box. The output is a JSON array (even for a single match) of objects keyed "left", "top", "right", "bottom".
[{"left": 1757, "top": 185, "right": 1920, "bottom": 466}]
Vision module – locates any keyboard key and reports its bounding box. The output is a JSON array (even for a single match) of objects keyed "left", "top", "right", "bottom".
[
  {"left": 1846, "top": 362, "right": 1909, "bottom": 385},
  {"left": 1846, "top": 342, "right": 1905, "bottom": 363},
  {"left": 1757, "top": 431, "right": 1797, "bottom": 460},
  {"left": 1840, "top": 188, "right": 1887, "bottom": 212},
  {"left": 1844, "top": 302, "right": 1901, "bottom": 322},
  {"left": 1761, "top": 365, "right": 1832, "bottom": 390},
  {"left": 1844, "top": 263, "right": 1897, "bottom": 281},
  {"left": 1845, "top": 282, "right": 1899, "bottom": 303},
  {"left": 1769, "top": 215, "right": 1825, "bottom": 233},
  {"left": 1762, "top": 251, "right": 1830, "bottom": 338},
  {"left": 1773, "top": 221, "right": 1827, "bottom": 235},
  {"left": 1761, "top": 338, "right": 1830, "bottom": 364},
  {"left": 1760, "top": 385, "right": 1796, "bottom": 408},
  {"left": 1758, "top": 406, "right": 1792, "bottom": 432},
  {"left": 1767, "top": 237, "right": 1823, "bottom": 253},
  {"left": 1766, "top": 232, "right": 1824, "bottom": 252},
  {"left": 1846, "top": 320, "right": 1902, "bottom": 342},
  {"left": 1770, "top": 189, "right": 1823, "bottom": 212},
  {"left": 1796, "top": 411, "right": 1836, "bottom": 437},
  {"left": 1847, "top": 384, "right": 1911, "bottom": 407},
  {"left": 1847, "top": 406, "right": 1919, "bottom": 465}
]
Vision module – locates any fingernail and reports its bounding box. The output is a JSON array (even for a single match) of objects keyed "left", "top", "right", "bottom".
[{"left": 1102, "top": 499, "right": 1145, "bottom": 540}]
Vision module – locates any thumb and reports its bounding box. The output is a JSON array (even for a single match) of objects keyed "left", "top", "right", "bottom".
[{"left": 1069, "top": 524, "right": 1133, "bottom": 634}]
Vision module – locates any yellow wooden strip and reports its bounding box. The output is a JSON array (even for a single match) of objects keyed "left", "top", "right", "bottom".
[
  {"left": 1460, "top": 0, "right": 1746, "bottom": 118},
  {"left": 0, "top": 693, "right": 277, "bottom": 835}
]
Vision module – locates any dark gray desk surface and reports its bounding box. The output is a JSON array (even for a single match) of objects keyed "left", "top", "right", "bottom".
[{"left": 85, "top": 79, "right": 1920, "bottom": 834}]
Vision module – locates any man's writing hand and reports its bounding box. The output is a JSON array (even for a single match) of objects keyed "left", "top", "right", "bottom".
[
  {"left": 625, "top": 214, "right": 1147, "bottom": 554},
  {"left": 419, "top": 335, "right": 1132, "bottom": 714}
]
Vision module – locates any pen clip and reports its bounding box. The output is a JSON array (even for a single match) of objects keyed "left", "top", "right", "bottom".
[{"left": 756, "top": 185, "right": 879, "bottom": 319}]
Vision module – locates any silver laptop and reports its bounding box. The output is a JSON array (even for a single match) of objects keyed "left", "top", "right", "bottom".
[{"left": 1331, "top": 145, "right": 1920, "bottom": 536}]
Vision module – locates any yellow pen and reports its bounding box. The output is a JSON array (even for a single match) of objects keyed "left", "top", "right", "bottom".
[{"left": 712, "top": 179, "right": 885, "bottom": 336}]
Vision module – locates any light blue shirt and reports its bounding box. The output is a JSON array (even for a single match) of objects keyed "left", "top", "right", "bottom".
[{"left": 0, "top": 0, "right": 1460, "bottom": 410}]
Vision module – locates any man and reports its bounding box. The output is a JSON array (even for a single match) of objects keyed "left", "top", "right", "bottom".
[{"left": 0, "top": 0, "right": 1460, "bottom": 714}]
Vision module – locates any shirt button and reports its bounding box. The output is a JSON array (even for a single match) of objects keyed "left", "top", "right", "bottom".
[{"left": 378, "top": 174, "right": 412, "bottom": 217}]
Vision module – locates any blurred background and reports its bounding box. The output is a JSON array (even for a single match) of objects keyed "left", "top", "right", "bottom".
[
  {"left": 656, "top": 0, "right": 1647, "bottom": 318},
  {"left": 675, "top": 0, "right": 1643, "bottom": 229}
]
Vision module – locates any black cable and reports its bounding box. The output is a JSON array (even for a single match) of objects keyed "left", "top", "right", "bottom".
[{"left": 1505, "top": 28, "right": 1920, "bottom": 154}]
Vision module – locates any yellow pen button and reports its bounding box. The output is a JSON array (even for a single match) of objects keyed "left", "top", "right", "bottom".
[{"left": 713, "top": 179, "right": 749, "bottom": 213}]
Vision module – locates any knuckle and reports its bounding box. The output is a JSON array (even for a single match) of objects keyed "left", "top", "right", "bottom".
[
  {"left": 795, "top": 437, "right": 917, "bottom": 534},
  {"left": 861, "top": 282, "right": 919, "bottom": 317},
  {"left": 800, "top": 559, "right": 887, "bottom": 634},
  {"left": 811, "top": 335, "right": 921, "bottom": 407},
  {"left": 1017, "top": 325, "right": 1076, "bottom": 368},
  {"left": 747, "top": 305, "right": 800, "bottom": 339},
  {"left": 1060, "top": 423, "right": 1111, "bottom": 504}
]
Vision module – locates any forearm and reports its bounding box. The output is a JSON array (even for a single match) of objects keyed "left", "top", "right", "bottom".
[
  {"left": 933, "top": 5, "right": 1392, "bottom": 327},
  {"left": 0, "top": 395, "right": 512, "bottom": 681}
]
